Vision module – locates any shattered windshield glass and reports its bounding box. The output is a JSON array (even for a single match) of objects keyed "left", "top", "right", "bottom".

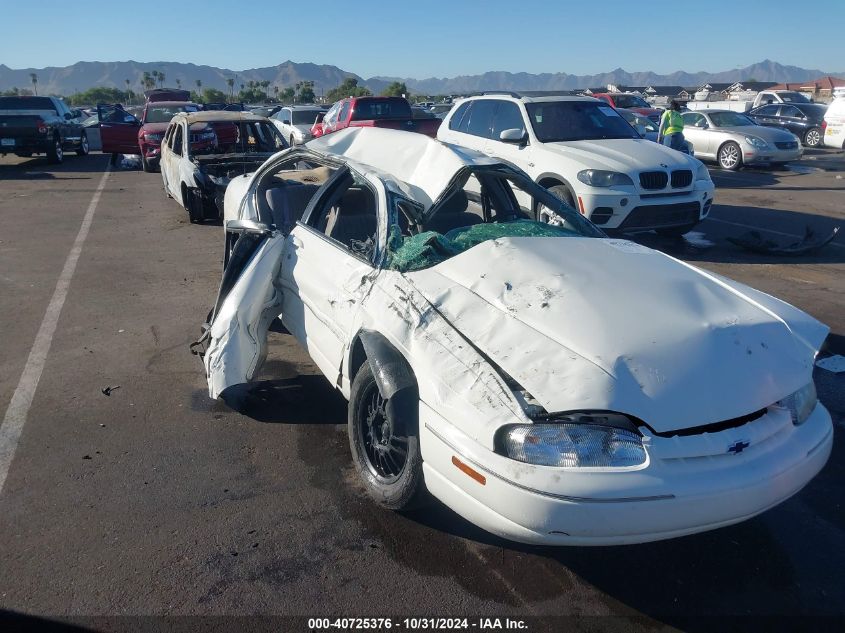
[{"left": 386, "top": 171, "right": 601, "bottom": 272}]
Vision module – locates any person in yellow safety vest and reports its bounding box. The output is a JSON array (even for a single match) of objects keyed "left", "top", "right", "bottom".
[{"left": 658, "top": 100, "right": 686, "bottom": 151}]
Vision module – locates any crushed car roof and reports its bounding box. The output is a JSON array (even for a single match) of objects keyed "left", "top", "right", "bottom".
[{"left": 306, "top": 127, "right": 505, "bottom": 209}]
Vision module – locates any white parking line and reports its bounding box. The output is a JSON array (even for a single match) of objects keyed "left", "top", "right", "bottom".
[
  {"left": 0, "top": 164, "right": 111, "bottom": 495},
  {"left": 705, "top": 217, "right": 845, "bottom": 250}
]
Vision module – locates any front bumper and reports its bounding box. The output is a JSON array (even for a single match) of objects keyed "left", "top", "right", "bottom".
[
  {"left": 141, "top": 143, "right": 161, "bottom": 165},
  {"left": 420, "top": 402, "right": 832, "bottom": 545},
  {"left": 742, "top": 144, "right": 803, "bottom": 165},
  {"left": 577, "top": 183, "right": 714, "bottom": 232}
]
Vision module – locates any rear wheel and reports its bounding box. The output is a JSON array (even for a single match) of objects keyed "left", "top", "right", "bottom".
[
  {"left": 717, "top": 142, "right": 742, "bottom": 170},
  {"left": 348, "top": 362, "right": 423, "bottom": 510},
  {"left": 803, "top": 127, "right": 821, "bottom": 147},
  {"left": 76, "top": 131, "right": 89, "bottom": 156},
  {"left": 46, "top": 135, "right": 63, "bottom": 164}
]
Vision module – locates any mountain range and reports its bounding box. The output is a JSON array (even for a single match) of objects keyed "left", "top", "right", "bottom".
[{"left": 1, "top": 59, "right": 841, "bottom": 97}]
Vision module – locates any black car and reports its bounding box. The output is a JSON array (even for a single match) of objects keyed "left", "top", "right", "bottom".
[{"left": 748, "top": 102, "right": 828, "bottom": 148}]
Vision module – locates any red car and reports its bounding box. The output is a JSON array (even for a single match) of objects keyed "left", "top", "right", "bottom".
[
  {"left": 318, "top": 96, "right": 441, "bottom": 138},
  {"left": 592, "top": 93, "right": 663, "bottom": 123},
  {"left": 99, "top": 94, "right": 201, "bottom": 171}
]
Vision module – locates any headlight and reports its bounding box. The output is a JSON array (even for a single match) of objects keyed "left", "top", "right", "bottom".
[
  {"left": 776, "top": 382, "right": 817, "bottom": 425},
  {"left": 143, "top": 133, "right": 163, "bottom": 142},
  {"left": 576, "top": 169, "right": 634, "bottom": 187},
  {"left": 500, "top": 413, "right": 646, "bottom": 467},
  {"left": 695, "top": 161, "right": 711, "bottom": 181},
  {"left": 744, "top": 136, "right": 769, "bottom": 149}
]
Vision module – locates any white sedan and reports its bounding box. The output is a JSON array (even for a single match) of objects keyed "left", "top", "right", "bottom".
[{"left": 196, "top": 127, "right": 832, "bottom": 546}]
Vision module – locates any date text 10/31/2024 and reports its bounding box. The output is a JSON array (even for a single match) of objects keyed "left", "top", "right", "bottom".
[{"left": 307, "top": 617, "right": 529, "bottom": 630}]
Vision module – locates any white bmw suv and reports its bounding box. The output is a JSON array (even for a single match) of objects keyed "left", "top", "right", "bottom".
[{"left": 438, "top": 94, "right": 715, "bottom": 235}]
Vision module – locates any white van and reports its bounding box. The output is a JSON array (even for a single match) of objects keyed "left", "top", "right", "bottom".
[{"left": 822, "top": 98, "right": 845, "bottom": 149}]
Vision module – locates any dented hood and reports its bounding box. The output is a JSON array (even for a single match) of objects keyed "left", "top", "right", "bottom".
[{"left": 407, "top": 237, "right": 827, "bottom": 433}]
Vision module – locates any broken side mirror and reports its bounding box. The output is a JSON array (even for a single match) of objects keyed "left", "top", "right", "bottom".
[
  {"left": 499, "top": 128, "right": 528, "bottom": 144},
  {"left": 226, "top": 219, "right": 273, "bottom": 235}
]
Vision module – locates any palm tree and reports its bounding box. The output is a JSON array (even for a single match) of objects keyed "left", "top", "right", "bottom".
[
  {"left": 142, "top": 71, "right": 154, "bottom": 91},
  {"left": 151, "top": 70, "right": 159, "bottom": 88},
  {"left": 124, "top": 78, "right": 131, "bottom": 104},
  {"left": 273, "top": 85, "right": 279, "bottom": 100},
  {"left": 158, "top": 72, "right": 166, "bottom": 88},
  {"left": 195, "top": 79, "right": 202, "bottom": 90},
  {"left": 29, "top": 73, "right": 38, "bottom": 96},
  {"left": 226, "top": 77, "right": 235, "bottom": 100},
  {"left": 261, "top": 80, "right": 271, "bottom": 100},
  {"left": 175, "top": 78, "right": 181, "bottom": 89}
]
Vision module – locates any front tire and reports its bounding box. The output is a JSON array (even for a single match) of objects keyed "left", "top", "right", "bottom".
[
  {"left": 718, "top": 141, "right": 742, "bottom": 170},
  {"left": 803, "top": 127, "right": 821, "bottom": 148},
  {"left": 348, "top": 362, "right": 423, "bottom": 510},
  {"left": 76, "top": 131, "right": 89, "bottom": 156}
]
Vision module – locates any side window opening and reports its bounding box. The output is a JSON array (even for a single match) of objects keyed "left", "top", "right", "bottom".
[
  {"left": 449, "top": 101, "right": 473, "bottom": 132},
  {"left": 308, "top": 172, "right": 379, "bottom": 260},
  {"left": 172, "top": 126, "right": 183, "bottom": 156},
  {"left": 257, "top": 158, "right": 337, "bottom": 233}
]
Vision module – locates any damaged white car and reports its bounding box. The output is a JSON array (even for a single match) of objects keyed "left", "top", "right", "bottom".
[
  {"left": 160, "top": 111, "right": 287, "bottom": 223},
  {"left": 195, "top": 127, "right": 832, "bottom": 545}
]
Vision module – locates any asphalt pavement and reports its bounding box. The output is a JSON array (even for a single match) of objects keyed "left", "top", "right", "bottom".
[{"left": 0, "top": 149, "right": 843, "bottom": 633}]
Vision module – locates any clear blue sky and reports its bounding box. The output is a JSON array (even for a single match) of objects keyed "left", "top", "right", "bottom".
[{"left": 2, "top": 0, "right": 842, "bottom": 77}]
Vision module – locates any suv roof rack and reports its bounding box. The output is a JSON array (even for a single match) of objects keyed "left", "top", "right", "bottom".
[{"left": 480, "top": 91, "right": 523, "bottom": 98}]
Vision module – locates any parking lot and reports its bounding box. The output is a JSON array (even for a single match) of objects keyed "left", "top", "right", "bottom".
[{"left": 1, "top": 149, "right": 844, "bottom": 631}]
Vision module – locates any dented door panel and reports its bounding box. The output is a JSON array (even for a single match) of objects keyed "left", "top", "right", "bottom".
[{"left": 203, "top": 233, "right": 286, "bottom": 399}]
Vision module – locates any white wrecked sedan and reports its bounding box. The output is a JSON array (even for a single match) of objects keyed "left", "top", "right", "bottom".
[{"left": 196, "top": 127, "right": 833, "bottom": 546}]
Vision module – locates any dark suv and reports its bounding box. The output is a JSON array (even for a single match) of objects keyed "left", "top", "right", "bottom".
[{"left": 748, "top": 102, "right": 828, "bottom": 147}]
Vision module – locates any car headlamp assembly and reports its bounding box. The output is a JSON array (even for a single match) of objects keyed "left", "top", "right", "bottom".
[
  {"left": 775, "top": 382, "right": 817, "bottom": 426},
  {"left": 694, "top": 160, "right": 711, "bottom": 181},
  {"left": 744, "top": 135, "right": 769, "bottom": 149},
  {"left": 577, "top": 169, "right": 634, "bottom": 187},
  {"left": 499, "top": 412, "right": 647, "bottom": 468}
]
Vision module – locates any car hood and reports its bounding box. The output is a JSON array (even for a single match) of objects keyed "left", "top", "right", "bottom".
[
  {"left": 541, "top": 138, "right": 693, "bottom": 172},
  {"left": 722, "top": 125, "right": 798, "bottom": 142},
  {"left": 294, "top": 124, "right": 313, "bottom": 135},
  {"left": 140, "top": 122, "right": 169, "bottom": 134},
  {"left": 406, "top": 237, "right": 827, "bottom": 433}
]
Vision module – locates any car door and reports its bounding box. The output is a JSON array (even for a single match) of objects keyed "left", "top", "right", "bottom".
[
  {"left": 163, "top": 122, "right": 183, "bottom": 198},
  {"left": 484, "top": 101, "right": 534, "bottom": 207},
  {"left": 449, "top": 99, "right": 497, "bottom": 154},
  {"left": 279, "top": 167, "right": 384, "bottom": 386},
  {"left": 751, "top": 104, "right": 781, "bottom": 127},
  {"left": 680, "top": 112, "right": 711, "bottom": 156},
  {"left": 778, "top": 105, "right": 805, "bottom": 137},
  {"left": 98, "top": 104, "right": 141, "bottom": 154},
  {"left": 168, "top": 124, "right": 185, "bottom": 202}
]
